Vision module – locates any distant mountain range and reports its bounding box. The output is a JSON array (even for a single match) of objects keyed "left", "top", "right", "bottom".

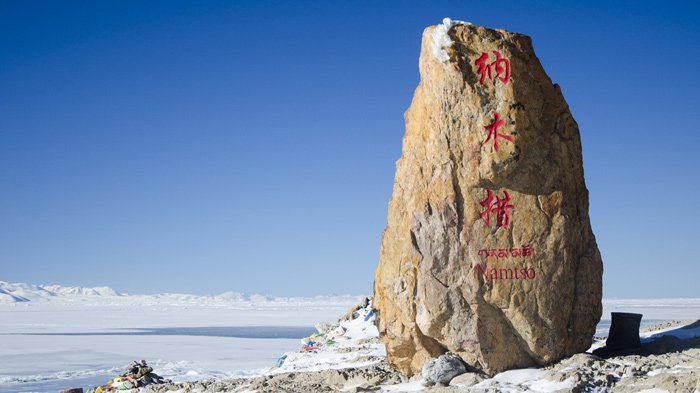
[
  {"left": 0, "top": 280, "right": 362, "bottom": 305},
  {"left": 0, "top": 281, "right": 122, "bottom": 302}
]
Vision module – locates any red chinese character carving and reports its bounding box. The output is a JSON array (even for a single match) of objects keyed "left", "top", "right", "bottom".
[
  {"left": 480, "top": 189, "right": 516, "bottom": 228},
  {"left": 483, "top": 112, "right": 513, "bottom": 151},
  {"left": 474, "top": 50, "right": 511, "bottom": 85}
]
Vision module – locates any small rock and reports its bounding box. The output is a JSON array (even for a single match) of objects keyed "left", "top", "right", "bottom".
[
  {"left": 339, "top": 305, "right": 362, "bottom": 321},
  {"left": 360, "top": 297, "right": 370, "bottom": 308},
  {"left": 315, "top": 322, "right": 333, "bottom": 334},
  {"left": 421, "top": 352, "right": 467, "bottom": 386},
  {"left": 347, "top": 386, "right": 380, "bottom": 392},
  {"left": 448, "top": 372, "right": 485, "bottom": 387}
]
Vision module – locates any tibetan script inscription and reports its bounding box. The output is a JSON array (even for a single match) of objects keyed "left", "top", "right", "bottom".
[{"left": 477, "top": 245, "right": 535, "bottom": 259}]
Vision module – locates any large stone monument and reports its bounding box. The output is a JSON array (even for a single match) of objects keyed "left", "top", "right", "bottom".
[{"left": 373, "top": 19, "right": 603, "bottom": 376}]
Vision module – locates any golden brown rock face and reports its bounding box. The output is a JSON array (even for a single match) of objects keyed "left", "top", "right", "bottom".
[{"left": 373, "top": 21, "right": 603, "bottom": 376}]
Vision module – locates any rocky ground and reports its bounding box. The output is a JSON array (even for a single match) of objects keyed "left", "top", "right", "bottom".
[{"left": 139, "top": 310, "right": 700, "bottom": 393}]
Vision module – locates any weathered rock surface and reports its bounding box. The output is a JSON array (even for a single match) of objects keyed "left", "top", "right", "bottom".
[{"left": 373, "top": 19, "right": 603, "bottom": 376}]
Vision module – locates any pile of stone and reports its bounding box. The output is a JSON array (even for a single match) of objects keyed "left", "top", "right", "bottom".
[
  {"left": 300, "top": 325, "right": 348, "bottom": 353},
  {"left": 122, "top": 360, "right": 169, "bottom": 386},
  {"left": 86, "top": 360, "right": 169, "bottom": 392}
]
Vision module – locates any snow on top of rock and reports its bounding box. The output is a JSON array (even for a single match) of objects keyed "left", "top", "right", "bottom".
[{"left": 431, "top": 17, "right": 471, "bottom": 63}]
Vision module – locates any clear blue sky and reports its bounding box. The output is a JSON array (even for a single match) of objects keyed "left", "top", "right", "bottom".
[{"left": 1, "top": 1, "right": 698, "bottom": 297}]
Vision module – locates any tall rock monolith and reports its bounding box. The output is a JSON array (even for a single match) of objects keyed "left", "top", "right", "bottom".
[{"left": 373, "top": 19, "right": 603, "bottom": 376}]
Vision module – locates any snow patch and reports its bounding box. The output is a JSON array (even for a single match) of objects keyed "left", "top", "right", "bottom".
[
  {"left": 491, "top": 368, "right": 546, "bottom": 385},
  {"left": 471, "top": 368, "right": 576, "bottom": 393},
  {"left": 646, "top": 321, "right": 700, "bottom": 341},
  {"left": 379, "top": 380, "right": 425, "bottom": 392},
  {"left": 431, "top": 17, "right": 471, "bottom": 63}
]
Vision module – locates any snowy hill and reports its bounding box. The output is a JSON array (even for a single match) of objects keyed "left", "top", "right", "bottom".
[
  {"left": 0, "top": 281, "right": 123, "bottom": 302},
  {"left": 0, "top": 287, "right": 29, "bottom": 302},
  {"left": 40, "top": 284, "right": 121, "bottom": 297},
  {"left": 0, "top": 280, "right": 362, "bottom": 306}
]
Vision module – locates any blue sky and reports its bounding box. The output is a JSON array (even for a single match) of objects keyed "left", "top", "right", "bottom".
[{"left": 1, "top": 1, "right": 698, "bottom": 297}]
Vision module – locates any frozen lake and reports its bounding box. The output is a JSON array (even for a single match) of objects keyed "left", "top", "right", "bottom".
[
  {"left": 1, "top": 297, "right": 698, "bottom": 393},
  {"left": 0, "top": 299, "right": 358, "bottom": 393}
]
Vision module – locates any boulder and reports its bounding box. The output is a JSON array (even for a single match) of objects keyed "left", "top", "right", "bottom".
[
  {"left": 421, "top": 352, "right": 467, "bottom": 386},
  {"left": 373, "top": 19, "right": 603, "bottom": 376}
]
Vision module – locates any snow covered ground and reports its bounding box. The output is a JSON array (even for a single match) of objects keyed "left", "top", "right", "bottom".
[
  {"left": 0, "top": 281, "right": 698, "bottom": 393},
  {"left": 0, "top": 281, "right": 362, "bottom": 393}
]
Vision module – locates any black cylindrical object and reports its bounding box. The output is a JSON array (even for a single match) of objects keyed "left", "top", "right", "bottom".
[{"left": 605, "top": 312, "right": 642, "bottom": 350}]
